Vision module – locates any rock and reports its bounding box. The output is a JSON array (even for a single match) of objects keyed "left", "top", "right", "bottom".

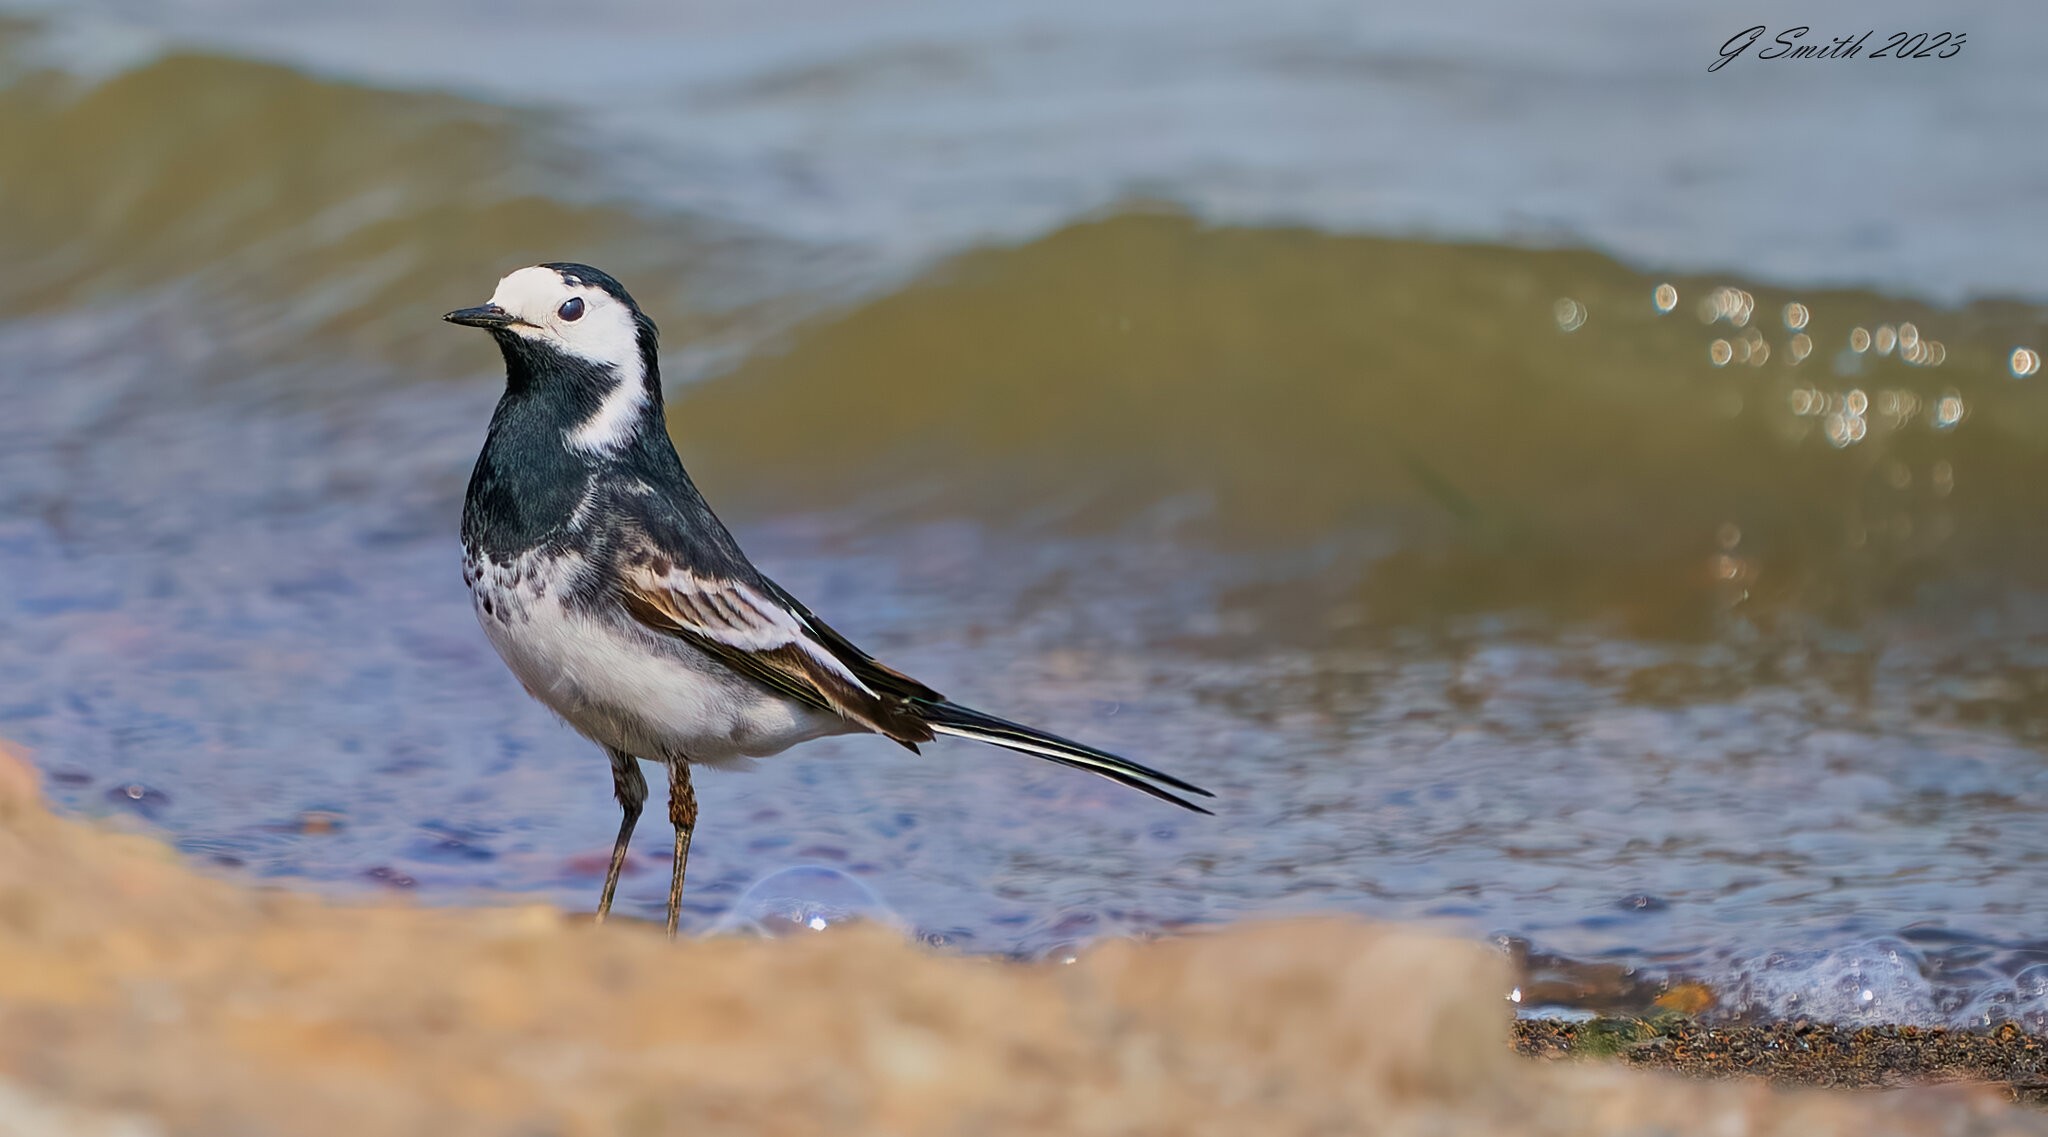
[{"left": 0, "top": 741, "right": 2040, "bottom": 1136}]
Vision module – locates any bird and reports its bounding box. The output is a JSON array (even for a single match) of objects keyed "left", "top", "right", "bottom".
[{"left": 444, "top": 263, "right": 1213, "bottom": 936}]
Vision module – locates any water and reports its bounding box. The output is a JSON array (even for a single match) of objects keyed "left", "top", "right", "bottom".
[
  {"left": 2, "top": 6, "right": 2047, "bottom": 1028},
  {"left": 12, "top": 0, "right": 2048, "bottom": 302}
]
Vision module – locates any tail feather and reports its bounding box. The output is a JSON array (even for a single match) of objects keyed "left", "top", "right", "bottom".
[{"left": 917, "top": 701, "right": 1215, "bottom": 815}]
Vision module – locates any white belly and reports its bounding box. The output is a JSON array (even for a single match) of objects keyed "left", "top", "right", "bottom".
[{"left": 465, "top": 549, "right": 849, "bottom": 767}]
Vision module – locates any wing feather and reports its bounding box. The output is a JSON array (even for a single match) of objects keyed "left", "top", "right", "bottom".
[
  {"left": 614, "top": 548, "right": 933, "bottom": 747},
  {"left": 756, "top": 577, "right": 945, "bottom": 704}
]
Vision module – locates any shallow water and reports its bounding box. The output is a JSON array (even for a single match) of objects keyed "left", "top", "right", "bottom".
[{"left": 2, "top": 10, "right": 2047, "bottom": 1028}]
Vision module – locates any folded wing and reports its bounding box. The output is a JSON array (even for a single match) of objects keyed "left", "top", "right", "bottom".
[
  {"left": 608, "top": 501, "right": 1213, "bottom": 812},
  {"left": 614, "top": 542, "right": 936, "bottom": 748}
]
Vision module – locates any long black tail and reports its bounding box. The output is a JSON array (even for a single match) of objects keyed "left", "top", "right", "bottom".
[{"left": 916, "top": 700, "right": 1214, "bottom": 814}]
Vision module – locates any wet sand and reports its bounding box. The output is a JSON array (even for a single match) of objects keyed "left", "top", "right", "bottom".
[
  {"left": 1518, "top": 1017, "right": 2048, "bottom": 1108},
  {"left": 0, "top": 743, "right": 2040, "bottom": 1136}
]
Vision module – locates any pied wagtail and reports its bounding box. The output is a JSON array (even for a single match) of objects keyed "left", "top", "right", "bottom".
[{"left": 446, "top": 263, "right": 1213, "bottom": 936}]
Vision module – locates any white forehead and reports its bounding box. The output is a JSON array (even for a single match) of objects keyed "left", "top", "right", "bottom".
[
  {"left": 484, "top": 265, "right": 640, "bottom": 371},
  {"left": 489, "top": 265, "right": 586, "bottom": 319}
]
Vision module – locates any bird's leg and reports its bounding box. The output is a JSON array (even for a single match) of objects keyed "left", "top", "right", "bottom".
[
  {"left": 665, "top": 757, "right": 697, "bottom": 939},
  {"left": 595, "top": 748, "right": 646, "bottom": 924}
]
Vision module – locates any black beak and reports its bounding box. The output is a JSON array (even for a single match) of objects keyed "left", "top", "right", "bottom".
[{"left": 443, "top": 303, "right": 515, "bottom": 329}]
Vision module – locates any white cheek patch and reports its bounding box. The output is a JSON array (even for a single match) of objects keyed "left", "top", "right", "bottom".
[
  {"left": 565, "top": 366, "right": 649, "bottom": 454},
  {"left": 487, "top": 265, "right": 651, "bottom": 455}
]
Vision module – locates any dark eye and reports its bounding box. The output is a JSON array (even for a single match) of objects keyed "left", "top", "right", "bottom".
[{"left": 558, "top": 297, "right": 585, "bottom": 321}]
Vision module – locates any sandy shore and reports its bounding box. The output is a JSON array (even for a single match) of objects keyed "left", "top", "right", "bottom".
[{"left": 0, "top": 743, "right": 2039, "bottom": 1136}]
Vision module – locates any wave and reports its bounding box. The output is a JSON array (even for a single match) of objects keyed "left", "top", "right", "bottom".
[
  {"left": 0, "top": 25, "right": 826, "bottom": 380},
  {"left": 677, "top": 211, "right": 2048, "bottom": 638}
]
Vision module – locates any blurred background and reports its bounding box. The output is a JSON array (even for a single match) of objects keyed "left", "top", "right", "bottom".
[{"left": 0, "top": 0, "right": 2043, "bottom": 1028}]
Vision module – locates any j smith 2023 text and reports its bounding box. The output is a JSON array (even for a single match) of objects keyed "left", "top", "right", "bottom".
[{"left": 1712, "top": 27, "right": 1963, "bottom": 72}]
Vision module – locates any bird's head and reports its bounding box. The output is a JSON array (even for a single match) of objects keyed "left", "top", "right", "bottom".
[{"left": 445, "top": 263, "right": 662, "bottom": 453}]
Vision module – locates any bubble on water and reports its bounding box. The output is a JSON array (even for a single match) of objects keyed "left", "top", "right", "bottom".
[
  {"left": 1933, "top": 389, "right": 1966, "bottom": 430},
  {"left": 1697, "top": 286, "right": 1753, "bottom": 325},
  {"left": 1709, "top": 339, "right": 1733, "bottom": 367},
  {"left": 1875, "top": 325, "right": 1897, "bottom": 355},
  {"left": 1843, "top": 388, "right": 1868, "bottom": 416},
  {"left": 1553, "top": 297, "right": 1586, "bottom": 332},
  {"left": 104, "top": 782, "right": 171, "bottom": 819},
  {"left": 1897, "top": 322, "right": 1920, "bottom": 353},
  {"left": 2012, "top": 347, "right": 2041, "bottom": 378},
  {"left": 1653, "top": 283, "right": 1678, "bottom": 313},
  {"left": 1782, "top": 302, "right": 1809, "bottom": 331},
  {"left": 1788, "top": 332, "right": 1812, "bottom": 363},
  {"left": 1849, "top": 327, "right": 1871, "bottom": 353},
  {"left": 1902, "top": 335, "right": 1943, "bottom": 367},
  {"left": 708, "top": 865, "right": 903, "bottom": 939}
]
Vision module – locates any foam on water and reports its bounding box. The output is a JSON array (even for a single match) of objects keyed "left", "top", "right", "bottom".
[{"left": 1718, "top": 939, "right": 2048, "bottom": 1031}]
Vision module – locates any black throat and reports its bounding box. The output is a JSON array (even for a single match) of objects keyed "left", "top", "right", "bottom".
[{"left": 461, "top": 333, "right": 665, "bottom": 561}]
